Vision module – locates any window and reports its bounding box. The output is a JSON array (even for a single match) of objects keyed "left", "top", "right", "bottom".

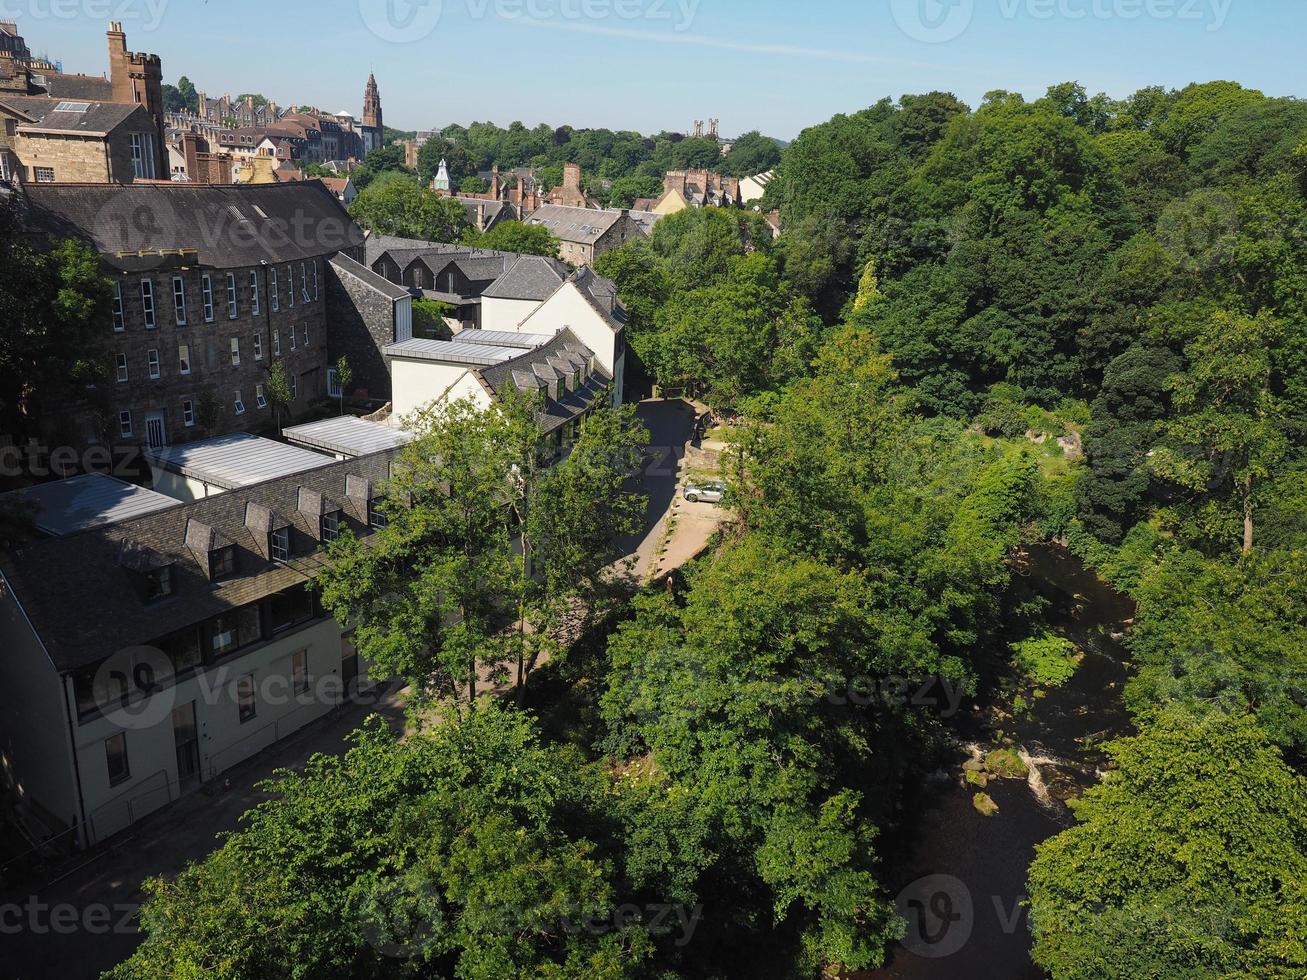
[
  {"left": 147, "top": 349, "right": 160, "bottom": 380},
  {"left": 0, "top": 149, "right": 12, "bottom": 183},
  {"left": 112, "top": 282, "right": 125, "bottom": 331},
  {"left": 302, "top": 324, "right": 309, "bottom": 347},
  {"left": 230, "top": 337, "right": 241, "bottom": 366},
  {"left": 321, "top": 510, "right": 341, "bottom": 543},
  {"left": 210, "top": 614, "right": 239, "bottom": 655},
  {"left": 270, "top": 268, "right": 279, "bottom": 311},
  {"left": 105, "top": 733, "right": 130, "bottom": 786},
  {"left": 290, "top": 375, "right": 297, "bottom": 400},
  {"left": 269, "top": 586, "right": 314, "bottom": 632},
  {"left": 131, "top": 133, "right": 156, "bottom": 179},
  {"left": 34, "top": 166, "right": 55, "bottom": 183},
  {"left": 172, "top": 276, "right": 187, "bottom": 325},
  {"left": 286, "top": 266, "right": 294, "bottom": 308},
  {"left": 301, "top": 263, "right": 309, "bottom": 303},
  {"left": 210, "top": 546, "right": 235, "bottom": 579},
  {"left": 236, "top": 674, "right": 256, "bottom": 723},
  {"left": 182, "top": 399, "right": 195, "bottom": 427},
  {"left": 270, "top": 526, "right": 290, "bottom": 562},
  {"left": 288, "top": 324, "right": 296, "bottom": 350},
  {"left": 140, "top": 279, "right": 156, "bottom": 329},
  {"left": 256, "top": 383, "right": 267, "bottom": 409},
  {"left": 226, "top": 273, "right": 238, "bottom": 319},
  {"left": 272, "top": 329, "right": 281, "bottom": 356},
  {"left": 292, "top": 650, "right": 309, "bottom": 694},
  {"left": 115, "top": 353, "right": 129, "bottom": 383},
  {"left": 253, "top": 332, "right": 263, "bottom": 361},
  {"left": 368, "top": 497, "right": 388, "bottom": 529},
  {"left": 233, "top": 390, "right": 245, "bottom": 415},
  {"left": 312, "top": 261, "right": 319, "bottom": 300},
  {"left": 145, "top": 564, "right": 172, "bottom": 601},
  {"left": 249, "top": 270, "right": 260, "bottom": 315},
  {"left": 119, "top": 411, "right": 132, "bottom": 437},
  {"left": 178, "top": 343, "right": 191, "bottom": 375},
  {"left": 202, "top": 275, "right": 214, "bottom": 322}
]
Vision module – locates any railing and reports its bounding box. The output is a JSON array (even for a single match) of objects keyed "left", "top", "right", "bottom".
[
  {"left": 0, "top": 824, "right": 81, "bottom": 885},
  {"left": 85, "top": 768, "right": 177, "bottom": 846},
  {"left": 202, "top": 692, "right": 338, "bottom": 782}
]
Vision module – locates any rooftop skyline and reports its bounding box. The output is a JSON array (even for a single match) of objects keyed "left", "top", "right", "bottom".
[{"left": 15, "top": 1, "right": 1307, "bottom": 140}]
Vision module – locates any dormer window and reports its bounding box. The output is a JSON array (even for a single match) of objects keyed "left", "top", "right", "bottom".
[
  {"left": 210, "top": 545, "right": 236, "bottom": 579},
  {"left": 270, "top": 526, "right": 290, "bottom": 562},
  {"left": 144, "top": 564, "right": 173, "bottom": 602},
  {"left": 321, "top": 510, "right": 341, "bottom": 543},
  {"left": 368, "top": 498, "right": 388, "bottom": 529}
]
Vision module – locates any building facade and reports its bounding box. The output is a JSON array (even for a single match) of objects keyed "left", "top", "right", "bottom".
[{"left": 21, "top": 182, "right": 366, "bottom": 449}]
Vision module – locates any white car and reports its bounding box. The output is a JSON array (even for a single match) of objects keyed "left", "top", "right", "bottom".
[{"left": 683, "top": 480, "right": 726, "bottom": 504}]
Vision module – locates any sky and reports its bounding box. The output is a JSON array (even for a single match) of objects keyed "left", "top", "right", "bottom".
[{"left": 17, "top": 0, "right": 1307, "bottom": 140}]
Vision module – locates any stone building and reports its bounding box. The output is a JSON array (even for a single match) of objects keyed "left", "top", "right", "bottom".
[
  {"left": 324, "top": 253, "right": 413, "bottom": 401},
  {"left": 360, "top": 74, "right": 383, "bottom": 158},
  {"left": 544, "top": 162, "right": 600, "bottom": 209},
  {"left": 20, "top": 182, "right": 365, "bottom": 450},
  {"left": 0, "top": 21, "right": 166, "bottom": 185},
  {"left": 524, "top": 204, "right": 645, "bottom": 266}
]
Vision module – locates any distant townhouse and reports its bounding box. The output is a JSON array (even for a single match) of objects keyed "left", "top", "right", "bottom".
[
  {"left": 20, "top": 181, "right": 365, "bottom": 450},
  {"left": 0, "top": 444, "right": 397, "bottom": 848},
  {"left": 524, "top": 204, "right": 645, "bottom": 266}
]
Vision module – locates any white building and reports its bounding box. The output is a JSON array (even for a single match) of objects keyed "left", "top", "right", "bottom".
[{"left": 0, "top": 452, "right": 396, "bottom": 849}]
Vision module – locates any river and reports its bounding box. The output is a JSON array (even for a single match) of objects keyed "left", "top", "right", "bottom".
[{"left": 864, "top": 543, "right": 1136, "bottom": 979}]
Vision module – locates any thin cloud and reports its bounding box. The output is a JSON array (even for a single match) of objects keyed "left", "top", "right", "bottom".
[{"left": 512, "top": 18, "right": 979, "bottom": 71}]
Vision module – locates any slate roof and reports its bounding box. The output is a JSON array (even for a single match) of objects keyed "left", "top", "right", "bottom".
[
  {"left": 329, "top": 253, "right": 410, "bottom": 301},
  {"left": 3, "top": 96, "right": 146, "bottom": 135},
  {"left": 32, "top": 73, "right": 114, "bottom": 101},
  {"left": 22, "top": 182, "right": 364, "bottom": 269},
  {"left": 523, "top": 266, "right": 626, "bottom": 335},
  {"left": 525, "top": 204, "right": 626, "bottom": 245},
  {"left": 0, "top": 451, "right": 395, "bottom": 673},
  {"left": 481, "top": 255, "right": 571, "bottom": 301}
]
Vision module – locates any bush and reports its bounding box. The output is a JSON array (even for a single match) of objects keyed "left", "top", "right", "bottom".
[{"left": 1011, "top": 633, "right": 1080, "bottom": 687}]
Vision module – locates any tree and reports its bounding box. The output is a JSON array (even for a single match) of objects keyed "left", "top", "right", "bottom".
[
  {"left": 334, "top": 355, "right": 352, "bottom": 416},
  {"left": 717, "top": 130, "right": 782, "bottom": 177},
  {"left": 348, "top": 172, "right": 470, "bottom": 243},
  {"left": 264, "top": 360, "right": 292, "bottom": 435},
  {"left": 110, "top": 704, "right": 652, "bottom": 980},
  {"left": 458, "top": 176, "right": 489, "bottom": 194},
  {"left": 1028, "top": 709, "right": 1307, "bottom": 980},
  {"left": 464, "top": 220, "right": 559, "bottom": 257},
  {"left": 1150, "top": 310, "right": 1287, "bottom": 553},
  {"left": 603, "top": 173, "right": 663, "bottom": 208}
]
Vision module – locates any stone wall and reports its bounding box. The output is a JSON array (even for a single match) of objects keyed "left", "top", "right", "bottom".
[{"left": 325, "top": 262, "right": 396, "bottom": 400}]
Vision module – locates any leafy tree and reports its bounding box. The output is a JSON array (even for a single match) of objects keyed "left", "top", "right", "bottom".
[
  {"left": 463, "top": 220, "right": 559, "bottom": 257},
  {"left": 1150, "top": 310, "right": 1287, "bottom": 553},
  {"left": 334, "top": 355, "right": 352, "bottom": 416},
  {"left": 602, "top": 173, "right": 663, "bottom": 208},
  {"left": 264, "top": 359, "right": 292, "bottom": 434},
  {"left": 1028, "top": 709, "right": 1307, "bottom": 980},
  {"left": 110, "top": 704, "right": 653, "bottom": 980},
  {"left": 351, "top": 144, "right": 409, "bottom": 191},
  {"left": 458, "top": 176, "right": 489, "bottom": 194},
  {"left": 349, "top": 172, "right": 471, "bottom": 243},
  {"left": 717, "top": 130, "right": 782, "bottom": 177}
]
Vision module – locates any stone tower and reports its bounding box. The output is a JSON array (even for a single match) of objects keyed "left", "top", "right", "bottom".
[
  {"left": 107, "top": 21, "right": 165, "bottom": 174},
  {"left": 361, "top": 73, "right": 383, "bottom": 157}
]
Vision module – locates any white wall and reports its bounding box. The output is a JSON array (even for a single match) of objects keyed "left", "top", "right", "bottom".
[
  {"left": 390, "top": 359, "right": 491, "bottom": 423},
  {"left": 147, "top": 466, "right": 221, "bottom": 503},
  {"left": 75, "top": 618, "right": 346, "bottom": 843},
  {"left": 0, "top": 574, "right": 81, "bottom": 836},
  {"left": 481, "top": 296, "right": 541, "bottom": 333},
  {"left": 518, "top": 283, "right": 623, "bottom": 405}
]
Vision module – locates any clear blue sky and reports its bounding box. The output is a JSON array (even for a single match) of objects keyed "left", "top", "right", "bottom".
[{"left": 23, "top": 0, "right": 1307, "bottom": 139}]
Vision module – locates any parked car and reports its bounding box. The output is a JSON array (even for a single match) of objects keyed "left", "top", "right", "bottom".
[{"left": 683, "top": 480, "right": 726, "bottom": 504}]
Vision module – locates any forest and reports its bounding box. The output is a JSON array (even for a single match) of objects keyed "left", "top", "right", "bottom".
[{"left": 108, "top": 81, "right": 1307, "bottom": 979}]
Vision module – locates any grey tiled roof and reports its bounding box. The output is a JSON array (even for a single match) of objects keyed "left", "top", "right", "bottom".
[
  {"left": 0, "top": 451, "right": 395, "bottom": 673},
  {"left": 23, "top": 182, "right": 364, "bottom": 269},
  {"left": 32, "top": 73, "right": 114, "bottom": 101},
  {"left": 525, "top": 204, "right": 624, "bottom": 244},
  {"left": 477, "top": 328, "right": 601, "bottom": 398},
  {"left": 330, "top": 252, "right": 410, "bottom": 301},
  {"left": 481, "top": 255, "right": 571, "bottom": 301},
  {"left": 3, "top": 95, "right": 145, "bottom": 135}
]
